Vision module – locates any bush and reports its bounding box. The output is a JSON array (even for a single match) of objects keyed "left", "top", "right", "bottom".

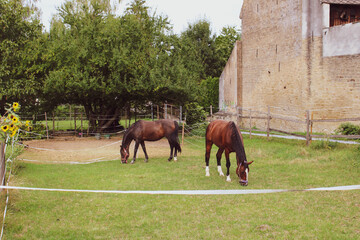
[
  {"left": 185, "top": 102, "right": 207, "bottom": 125},
  {"left": 336, "top": 122, "right": 360, "bottom": 135}
]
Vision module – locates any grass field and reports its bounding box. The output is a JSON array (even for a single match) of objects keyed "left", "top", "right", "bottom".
[{"left": 1, "top": 135, "right": 360, "bottom": 239}]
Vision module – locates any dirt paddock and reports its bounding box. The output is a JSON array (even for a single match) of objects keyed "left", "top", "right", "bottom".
[{"left": 18, "top": 136, "right": 188, "bottom": 164}]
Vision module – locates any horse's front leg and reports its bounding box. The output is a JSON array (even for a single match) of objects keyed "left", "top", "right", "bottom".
[
  {"left": 216, "top": 148, "right": 225, "bottom": 177},
  {"left": 205, "top": 140, "right": 213, "bottom": 176},
  {"left": 131, "top": 141, "right": 140, "bottom": 164},
  {"left": 140, "top": 141, "right": 149, "bottom": 163},
  {"left": 225, "top": 150, "right": 231, "bottom": 182}
]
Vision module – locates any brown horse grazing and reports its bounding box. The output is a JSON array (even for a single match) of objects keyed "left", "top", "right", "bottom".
[
  {"left": 120, "top": 119, "right": 181, "bottom": 164},
  {"left": 205, "top": 120, "right": 253, "bottom": 186}
]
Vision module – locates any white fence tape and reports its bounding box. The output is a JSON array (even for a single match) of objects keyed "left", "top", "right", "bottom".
[
  {"left": 17, "top": 140, "right": 122, "bottom": 152},
  {"left": 0, "top": 185, "right": 359, "bottom": 195}
]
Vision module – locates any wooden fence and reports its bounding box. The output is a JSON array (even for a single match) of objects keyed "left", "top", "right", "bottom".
[
  {"left": 216, "top": 106, "right": 360, "bottom": 145},
  {"left": 0, "top": 143, "right": 5, "bottom": 192}
]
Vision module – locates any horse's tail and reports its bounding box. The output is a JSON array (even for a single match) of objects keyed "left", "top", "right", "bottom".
[
  {"left": 229, "top": 122, "right": 246, "bottom": 163},
  {"left": 172, "top": 121, "right": 182, "bottom": 153}
]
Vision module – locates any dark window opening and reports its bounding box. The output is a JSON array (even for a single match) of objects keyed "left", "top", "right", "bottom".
[{"left": 330, "top": 4, "right": 360, "bottom": 27}]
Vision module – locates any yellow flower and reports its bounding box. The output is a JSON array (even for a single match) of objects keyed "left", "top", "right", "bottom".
[
  {"left": 9, "top": 123, "right": 15, "bottom": 130},
  {"left": 10, "top": 129, "right": 17, "bottom": 137},
  {"left": 25, "top": 120, "right": 30, "bottom": 127},
  {"left": 12, "top": 116, "right": 18, "bottom": 123},
  {"left": 13, "top": 102, "right": 19, "bottom": 109},
  {"left": 1, "top": 125, "right": 9, "bottom": 132}
]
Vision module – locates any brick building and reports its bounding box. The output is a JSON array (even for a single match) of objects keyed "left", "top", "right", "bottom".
[{"left": 219, "top": 0, "right": 360, "bottom": 133}]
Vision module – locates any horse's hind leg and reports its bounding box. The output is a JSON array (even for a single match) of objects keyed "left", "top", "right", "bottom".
[
  {"left": 216, "top": 148, "right": 225, "bottom": 177},
  {"left": 131, "top": 141, "right": 140, "bottom": 164},
  {"left": 205, "top": 140, "right": 213, "bottom": 176},
  {"left": 167, "top": 139, "right": 174, "bottom": 161},
  {"left": 173, "top": 142, "right": 178, "bottom": 162},
  {"left": 140, "top": 141, "right": 149, "bottom": 163},
  {"left": 225, "top": 150, "right": 231, "bottom": 182}
]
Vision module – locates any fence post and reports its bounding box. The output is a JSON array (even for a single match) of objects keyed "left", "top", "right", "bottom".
[
  {"left": 52, "top": 112, "right": 55, "bottom": 135},
  {"left": 267, "top": 106, "right": 271, "bottom": 140},
  {"left": 157, "top": 105, "right": 159, "bottom": 120},
  {"left": 249, "top": 109, "right": 252, "bottom": 139},
  {"left": 81, "top": 112, "right": 83, "bottom": 137},
  {"left": 151, "top": 104, "right": 154, "bottom": 121},
  {"left": 310, "top": 112, "right": 314, "bottom": 144},
  {"left": 210, "top": 105, "right": 213, "bottom": 117},
  {"left": 164, "top": 104, "right": 168, "bottom": 119},
  {"left": 179, "top": 106, "right": 182, "bottom": 123},
  {"left": 74, "top": 108, "right": 77, "bottom": 135},
  {"left": 237, "top": 107, "right": 242, "bottom": 126},
  {"left": 0, "top": 143, "right": 5, "bottom": 189},
  {"left": 45, "top": 112, "right": 49, "bottom": 140},
  {"left": 306, "top": 110, "right": 310, "bottom": 146},
  {"left": 87, "top": 114, "right": 91, "bottom": 137},
  {"left": 181, "top": 121, "right": 185, "bottom": 147}
]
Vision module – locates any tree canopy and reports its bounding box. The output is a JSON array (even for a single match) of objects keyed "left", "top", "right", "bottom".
[
  {"left": 0, "top": 0, "right": 44, "bottom": 114},
  {"left": 1, "top": 0, "right": 241, "bottom": 129}
]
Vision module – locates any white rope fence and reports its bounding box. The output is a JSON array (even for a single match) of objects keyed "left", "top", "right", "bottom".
[
  {"left": 16, "top": 140, "right": 122, "bottom": 152},
  {"left": 0, "top": 184, "right": 359, "bottom": 195}
]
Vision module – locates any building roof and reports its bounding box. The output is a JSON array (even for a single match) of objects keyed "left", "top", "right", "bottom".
[{"left": 321, "top": 0, "right": 360, "bottom": 4}]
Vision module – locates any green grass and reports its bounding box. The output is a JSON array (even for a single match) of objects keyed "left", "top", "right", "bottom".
[{"left": 2, "top": 136, "right": 360, "bottom": 239}]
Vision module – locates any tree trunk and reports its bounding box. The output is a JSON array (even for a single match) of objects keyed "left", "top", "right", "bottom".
[{"left": 84, "top": 103, "right": 124, "bottom": 133}]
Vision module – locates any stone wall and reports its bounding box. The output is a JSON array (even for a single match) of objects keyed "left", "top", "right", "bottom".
[
  {"left": 218, "top": 0, "right": 360, "bottom": 133},
  {"left": 219, "top": 41, "right": 241, "bottom": 113},
  {"left": 240, "top": 0, "right": 307, "bottom": 131}
]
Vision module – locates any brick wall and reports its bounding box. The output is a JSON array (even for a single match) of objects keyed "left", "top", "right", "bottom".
[{"left": 218, "top": 0, "right": 360, "bottom": 133}]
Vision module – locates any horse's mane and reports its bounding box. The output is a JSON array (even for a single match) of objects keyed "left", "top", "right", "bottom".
[
  {"left": 122, "top": 121, "right": 142, "bottom": 147},
  {"left": 229, "top": 121, "right": 247, "bottom": 163}
]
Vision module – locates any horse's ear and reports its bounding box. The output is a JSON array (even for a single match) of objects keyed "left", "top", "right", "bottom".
[{"left": 247, "top": 161, "right": 253, "bottom": 165}]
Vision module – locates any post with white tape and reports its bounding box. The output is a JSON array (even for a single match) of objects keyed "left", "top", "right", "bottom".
[
  {"left": 45, "top": 112, "right": 49, "bottom": 140},
  {"left": 306, "top": 110, "right": 310, "bottom": 146},
  {"left": 0, "top": 143, "right": 5, "bottom": 188}
]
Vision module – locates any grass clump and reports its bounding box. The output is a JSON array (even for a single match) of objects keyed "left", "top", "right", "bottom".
[{"left": 311, "top": 139, "right": 338, "bottom": 150}]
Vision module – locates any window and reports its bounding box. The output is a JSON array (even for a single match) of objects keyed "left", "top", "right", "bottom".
[{"left": 330, "top": 4, "right": 360, "bottom": 26}]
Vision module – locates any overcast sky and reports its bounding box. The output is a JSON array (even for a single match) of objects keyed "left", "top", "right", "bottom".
[{"left": 36, "top": 0, "right": 244, "bottom": 35}]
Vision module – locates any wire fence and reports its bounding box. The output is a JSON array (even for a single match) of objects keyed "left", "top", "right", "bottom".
[
  {"left": 16, "top": 104, "right": 220, "bottom": 141},
  {"left": 212, "top": 106, "right": 360, "bottom": 146}
]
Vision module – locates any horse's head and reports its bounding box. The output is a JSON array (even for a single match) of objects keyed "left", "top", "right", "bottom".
[
  {"left": 120, "top": 144, "right": 130, "bottom": 164},
  {"left": 236, "top": 161, "right": 253, "bottom": 186}
]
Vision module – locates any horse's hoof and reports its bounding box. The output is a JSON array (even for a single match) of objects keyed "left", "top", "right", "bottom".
[
  {"left": 226, "top": 176, "right": 231, "bottom": 182},
  {"left": 174, "top": 157, "right": 177, "bottom": 162},
  {"left": 219, "top": 172, "right": 224, "bottom": 177},
  {"left": 205, "top": 167, "right": 210, "bottom": 177},
  {"left": 144, "top": 159, "right": 148, "bottom": 163},
  {"left": 131, "top": 160, "right": 135, "bottom": 164}
]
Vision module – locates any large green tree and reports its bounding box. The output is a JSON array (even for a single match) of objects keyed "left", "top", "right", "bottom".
[
  {"left": 43, "top": 0, "right": 198, "bottom": 131},
  {"left": 0, "top": 0, "right": 44, "bottom": 114},
  {"left": 215, "top": 26, "right": 241, "bottom": 70}
]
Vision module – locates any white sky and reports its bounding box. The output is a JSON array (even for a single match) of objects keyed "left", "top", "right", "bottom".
[{"left": 37, "top": 0, "right": 244, "bottom": 35}]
